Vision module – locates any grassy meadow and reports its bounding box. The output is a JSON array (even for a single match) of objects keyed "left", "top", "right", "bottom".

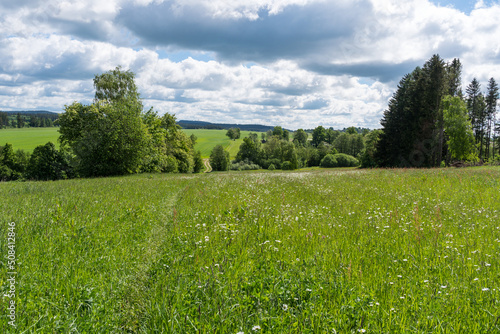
[
  {"left": 0, "top": 128, "right": 258, "bottom": 158},
  {"left": 0, "top": 128, "right": 60, "bottom": 152},
  {"left": 1, "top": 167, "right": 500, "bottom": 333},
  {"left": 182, "top": 129, "right": 261, "bottom": 159}
]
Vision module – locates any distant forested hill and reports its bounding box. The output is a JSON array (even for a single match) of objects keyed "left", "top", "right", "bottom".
[{"left": 177, "top": 120, "right": 279, "bottom": 132}]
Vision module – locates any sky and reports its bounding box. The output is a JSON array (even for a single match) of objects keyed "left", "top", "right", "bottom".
[{"left": 0, "top": 0, "right": 499, "bottom": 129}]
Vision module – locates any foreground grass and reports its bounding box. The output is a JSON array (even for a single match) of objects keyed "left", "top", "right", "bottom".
[{"left": 1, "top": 167, "right": 499, "bottom": 332}]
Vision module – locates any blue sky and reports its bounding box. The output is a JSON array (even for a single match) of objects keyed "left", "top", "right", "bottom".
[{"left": 0, "top": 0, "right": 499, "bottom": 129}]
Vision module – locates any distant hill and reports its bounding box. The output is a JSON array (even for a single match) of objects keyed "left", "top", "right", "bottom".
[
  {"left": 177, "top": 120, "right": 281, "bottom": 132},
  {"left": 3, "top": 110, "right": 59, "bottom": 116}
]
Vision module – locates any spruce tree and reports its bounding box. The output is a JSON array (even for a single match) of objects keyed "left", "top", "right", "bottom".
[{"left": 485, "top": 78, "right": 499, "bottom": 160}]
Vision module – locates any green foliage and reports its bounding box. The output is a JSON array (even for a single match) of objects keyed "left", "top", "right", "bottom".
[
  {"left": 193, "top": 150, "right": 204, "bottom": 173},
  {"left": 321, "top": 153, "right": 359, "bottom": 168},
  {"left": 442, "top": 95, "right": 478, "bottom": 162},
  {"left": 226, "top": 128, "right": 241, "bottom": 140},
  {"left": 230, "top": 160, "right": 260, "bottom": 171},
  {"left": 281, "top": 161, "right": 293, "bottom": 170},
  {"left": 312, "top": 126, "right": 327, "bottom": 147},
  {"left": 26, "top": 142, "right": 74, "bottom": 180},
  {"left": 319, "top": 154, "right": 337, "bottom": 168},
  {"left": 0, "top": 143, "right": 26, "bottom": 181},
  {"left": 377, "top": 55, "right": 449, "bottom": 167},
  {"left": 268, "top": 163, "right": 276, "bottom": 170},
  {"left": 360, "top": 130, "right": 383, "bottom": 168},
  {"left": 210, "top": 144, "right": 230, "bottom": 171},
  {"left": 59, "top": 102, "right": 149, "bottom": 177},
  {"left": 293, "top": 129, "right": 308, "bottom": 147}
]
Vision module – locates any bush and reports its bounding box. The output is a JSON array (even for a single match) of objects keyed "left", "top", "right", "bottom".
[
  {"left": 26, "top": 142, "right": 74, "bottom": 181},
  {"left": 268, "top": 163, "right": 276, "bottom": 171},
  {"left": 320, "top": 154, "right": 338, "bottom": 168},
  {"left": 261, "top": 158, "right": 281, "bottom": 170},
  {"left": 230, "top": 161, "right": 260, "bottom": 171},
  {"left": 320, "top": 153, "right": 359, "bottom": 168},
  {"left": 334, "top": 153, "right": 359, "bottom": 167},
  {"left": 281, "top": 161, "right": 293, "bottom": 170}
]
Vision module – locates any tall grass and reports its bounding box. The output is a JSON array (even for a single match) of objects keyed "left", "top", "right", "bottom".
[{"left": 1, "top": 167, "right": 499, "bottom": 333}]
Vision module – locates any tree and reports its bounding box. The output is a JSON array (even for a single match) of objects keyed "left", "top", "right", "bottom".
[
  {"left": 0, "top": 143, "right": 27, "bottom": 181},
  {"left": 272, "top": 126, "right": 284, "bottom": 138},
  {"left": 376, "top": 55, "right": 448, "bottom": 167},
  {"left": 485, "top": 78, "right": 499, "bottom": 160},
  {"left": 236, "top": 137, "right": 261, "bottom": 165},
  {"left": 16, "top": 113, "right": 24, "bottom": 128},
  {"left": 26, "top": 142, "right": 74, "bottom": 180},
  {"left": 193, "top": 150, "right": 204, "bottom": 173},
  {"left": 293, "top": 129, "right": 308, "bottom": 147},
  {"left": 209, "top": 145, "right": 230, "bottom": 171},
  {"left": 442, "top": 96, "right": 477, "bottom": 162},
  {"left": 466, "top": 78, "right": 486, "bottom": 158},
  {"left": 226, "top": 128, "right": 241, "bottom": 140},
  {"left": 59, "top": 67, "right": 150, "bottom": 177},
  {"left": 360, "top": 129, "right": 383, "bottom": 168},
  {"left": 446, "top": 58, "right": 463, "bottom": 97},
  {"left": 311, "top": 126, "right": 327, "bottom": 147}
]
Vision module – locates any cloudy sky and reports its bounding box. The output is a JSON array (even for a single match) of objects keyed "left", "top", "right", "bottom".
[{"left": 1, "top": 0, "right": 499, "bottom": 129}]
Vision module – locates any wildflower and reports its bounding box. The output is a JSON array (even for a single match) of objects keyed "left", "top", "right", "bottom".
[
  {"left": 482, "top": 288, "right": 490, "bottom": 291},
  {"left": 282, "top": 304, "right": 288, "bottom": 311},
  {"left": 252, "top": 325, "right": 261, "bottom": 331},
  {"left": 237, "top": 332, "right": 244, "bottom": 334},
  {"left": 440, "top": 285, "right": 447, "bottom": 289},
  {"left": 485, "top": 263, "right": 491, "bottom": 267},
  {"left": 358, "top": 330, "right": 366, "bottom": 333},
  {"left": 473, "top": 278, "right": 479, "bottom": 281}
]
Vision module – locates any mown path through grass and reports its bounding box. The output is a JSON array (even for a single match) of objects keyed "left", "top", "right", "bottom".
[{"left": 0, "top": 174, "right": 193, "bottom": 332}]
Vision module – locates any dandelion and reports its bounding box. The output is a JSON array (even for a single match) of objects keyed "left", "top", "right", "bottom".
[{"left": 252, "top": 325, "right": 261, "bottom": 331}]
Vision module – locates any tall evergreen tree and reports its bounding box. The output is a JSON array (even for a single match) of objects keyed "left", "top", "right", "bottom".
[
  {"left": 446, "top": 58, "right": 463, "bottom": 97},
  {"left": 485, "top": 78, "right": 499, "bottom": 160},
  {"left": 376, "top": 55, "right": 447, "bottom": 167},
  {"left": 465, "top": 78, "right": 487, "bottom": 159}
]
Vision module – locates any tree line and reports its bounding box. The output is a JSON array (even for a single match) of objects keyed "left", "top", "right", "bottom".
[
  {"left": 375, "top": 55, "right": 499, "bottom": 167},
  {"left": 0, "top": 112, "right": 57, "bottom": 129},
  {"left": 209, "top": 125, "right": 370, "bottom": 171}
]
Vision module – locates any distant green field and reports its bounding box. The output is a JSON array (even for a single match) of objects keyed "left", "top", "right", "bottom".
[
  {"left": 0, "top": 128, "right": 60, "bottom": 151},
  {"left": 0, "top": 128, "right": 259, "bottom": 158},
  {"left": 183, "top": 129, "right": 261, "bottom": 158}
]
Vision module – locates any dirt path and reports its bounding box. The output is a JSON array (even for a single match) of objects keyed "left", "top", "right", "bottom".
[{"left": 203, "top": 158, "right": 212, "bottom": 173}]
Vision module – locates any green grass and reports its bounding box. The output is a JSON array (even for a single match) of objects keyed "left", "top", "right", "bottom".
[
  {"left": 0, "top": 128, "right": 60, "bottom": 152},
  {"left": 182, "top": 129, "right": 262, "bottom": 159},
  {"left": 0, "top": 128, "right": 259, "bottom": 158},
  {"left": 1, "top": 167, "right": 500, "bottom": 332}
]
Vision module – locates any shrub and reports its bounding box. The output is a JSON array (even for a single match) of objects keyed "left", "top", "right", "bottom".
[
  {"left": 320, "top": 154, "right": 338, "bottom": 168},
  {"left": 281, "top": 161, "right": 293, "bottom": 170},
  {"left": 268, "top": 163, "right": 276, "bottom": 171},
  {"left": 334, "top": 153, "right": 359, "bottom": 167},
  {"left": 230, "top": 161, "right": 260, "bottom": 171},
  {"left": 320, "top": 153, "right": 359, "bottom": 168}
]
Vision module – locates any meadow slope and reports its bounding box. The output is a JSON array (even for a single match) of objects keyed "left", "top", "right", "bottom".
[{"left": 1, "top": 167, "right": 499, "bottom": 333}]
